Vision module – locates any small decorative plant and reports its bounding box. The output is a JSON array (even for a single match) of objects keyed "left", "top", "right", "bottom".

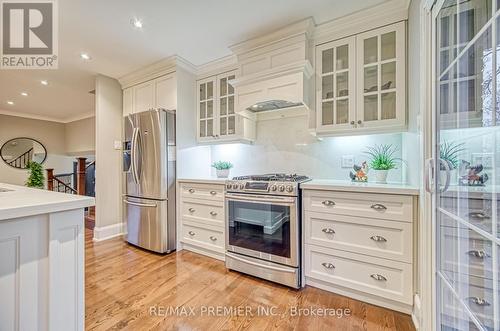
[
  {"left": 364, "top": 144, "right": 400, "bottom": 183},
  {"left": 212, "top": 161, "right": 233, "bottom": 178},
  {"left": 26, "top": 161, "right": 45, "bottom": 188},
  {"left": 440, "top": 141, "right": 465, "bottom": 170}
]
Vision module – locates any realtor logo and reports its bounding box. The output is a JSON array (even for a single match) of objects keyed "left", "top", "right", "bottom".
[{"left": 1, "top": 0, "right": 58, "bottom": 69}]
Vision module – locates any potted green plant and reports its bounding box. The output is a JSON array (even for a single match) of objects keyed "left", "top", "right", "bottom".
[
  {"left": 26, "top": 161, "right": 45, "bottom": 189},
  {"left": 365, "top": 144, "right": 400, "bottom": 184},
  {"left": 212, "top": 161, "right": 233, "bottom": 178},
  {"left": 440, "top": 141, "right": 465, "bottom": 185}
]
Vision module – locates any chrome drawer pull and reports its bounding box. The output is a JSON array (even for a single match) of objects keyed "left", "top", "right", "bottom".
[
  {"left": 467, "top": 297, "right": 491, "bottom": 306},
  {"left": 322, "top": 200, "right": 335, "bottom": 207},
  {"left": 370, "top": 235, "right": 387, "bottom": 242},
  {"left": 466, "top": 250, "right": 489, "bottom": 259},
  {"left": 321, "top": 262, "right": 335, "bottom": 269},
  {"left": 188, "top": 189, "right": 195, "bottom": 193},
  {"left": 210, "top": 191, "right": 217, "bottom": 195},
  {"left": 210, "top": 211, "right": 218, "bottom": 216},
  {"left": 188, "top": 231, "right": 195, "bottom": 236},
  {"left": 209, "top": 236, "right": 217, "bottom": 241},
  {"left": 371, "top": 204, "right": 387, "bottom": 211},
  {"left": 370, "top": 274, "right": 387, "bottom": 281},
  {"left": 188, "top": 208, "right": 195, "bottom": 213},
  {"left": 468, "top": 212, "right": 491, "bottom": 220},
  {"left": 322, "top": 228, "right": 335, "bottom": 234}
]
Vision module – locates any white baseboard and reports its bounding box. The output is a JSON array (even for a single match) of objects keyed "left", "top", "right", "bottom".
[
  {"left": 412, "top": 294, "right": 421, "bottom": 330},
  {"left": 93, "top": 223, "right": 124, "bottom": 242}
]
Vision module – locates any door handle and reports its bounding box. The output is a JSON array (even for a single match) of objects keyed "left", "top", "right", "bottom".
[
  {"left": 123, "top": 199, "right": 157, "bottom": 208},
  {"left": 188, "top": 189, "right": 195, "bottom": 193},
  {"left": 425, "top": 158, "right": 434, "bottom": 193},
  {"left": 209, "top": 236, "right": 217, "bottom": 241},
  {"left": 322, "top": 228, "right": 335, "bottom": 234},
  {"left": 370, "top": 274, "right": 387, "bottom": 281},
  {"left": 226, "top": 252, "right": 296, "bottom": 273},
  {"left": 322, "top": 200, "right": 335, "bottom": 207},
  {"left": 370, "top": 235, "right": 387, "bottom": 242},
  {"left": 321, "top": 262, "right": 335, "bottom": 269},
  {"left": 210, "top": 191, "right": 217, "bottom": 195},
  {"left": 188, "top": 231, "right": 195, "bottom": 236},
  {"left": 130, "top": 128, "right": 139, "bottom": 184},
  {"left": 371, "top": 203, "right": 387, "bottom": 211},
  {"left": 210, "top": 211, "right": 218, "bottom": 216},
  {"left": 188, "top": 208, "right": 195, "bottom": 213}
]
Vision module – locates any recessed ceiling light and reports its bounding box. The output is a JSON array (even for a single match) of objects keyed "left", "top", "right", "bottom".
[
  {"left": 7, "top": 101, "right": 14, "bottom": 105},
  {"left": 41, "top": 80, "right": 48, "bottom": 85},
  {"left": 80, "top": 53, "right": 91, "bottom": 60},
  {"left": 131, "top": 18, "right": 143, "bottom": 29},
  {"left": 20, "top": 92, "right": 28, "bottom": 96}
]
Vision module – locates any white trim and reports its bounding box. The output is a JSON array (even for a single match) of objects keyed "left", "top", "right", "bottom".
[
  {"left": 412, "top": 294, "right": 422, "bottom": 330},
  {"left": 0, "top": 109, "right": 95, "bottom": 124},
  {"left": 93, "top": 223, "right": 124, "bottom": 242},
  {"left": 196, "top": 54, "right": 238, "bottom": 80}
]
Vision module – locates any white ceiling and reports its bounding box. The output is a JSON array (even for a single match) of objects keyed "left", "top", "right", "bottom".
[{"left": 0, "top": 0, "right": 389, "bottom": 122}]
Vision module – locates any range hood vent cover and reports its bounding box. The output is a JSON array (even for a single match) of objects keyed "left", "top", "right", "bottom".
[{"left": 247, "top": 100, "right": 303, "bottom": 112}]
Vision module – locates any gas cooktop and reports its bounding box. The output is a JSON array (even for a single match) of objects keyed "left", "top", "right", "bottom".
[
  {"left": 226, "top": 173, "right": 311, "bottom": 196},
  {"left": 232, "top": 173, "right": 310, "bottom": 183}
]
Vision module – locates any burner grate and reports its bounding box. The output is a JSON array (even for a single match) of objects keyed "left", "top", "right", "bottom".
[{"left": 232, "top": 173, "right": 310, "bottom": 183}]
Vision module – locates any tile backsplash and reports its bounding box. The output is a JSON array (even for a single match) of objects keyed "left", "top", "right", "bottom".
[{"left": 210, "top": 116, "right": 413, "bottom": 183}]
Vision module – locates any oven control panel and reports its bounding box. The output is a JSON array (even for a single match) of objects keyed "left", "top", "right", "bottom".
[{"left": 225, "top": 181, "right": 298, "bottom": 196}]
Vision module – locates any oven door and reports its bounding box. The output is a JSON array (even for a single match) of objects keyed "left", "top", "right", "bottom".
[{"left": 226, "top": 192, "right": 298, "bottom": 267}]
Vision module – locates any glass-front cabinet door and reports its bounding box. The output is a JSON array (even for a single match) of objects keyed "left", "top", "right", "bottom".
[
  {"left": 434, "top": 1, "right": 499, "bottom": 330},
  {"left": 197, "top": 77, "right": 216, "bottom": 142},
  {"left": 217, "top": 71, "right": 237, "bottom": 140},
  {"left": 356, "top": 21, "right": 406, "bottom": 131},
  {"left": 316, "top": 37, "right": 356, "bottom": 133}
]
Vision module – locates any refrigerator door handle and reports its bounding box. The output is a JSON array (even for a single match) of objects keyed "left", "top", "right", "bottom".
[
  {"left": 425, "top": 158, "right": 434, "bottom": 193},
  {"left": 123, "top": 199, "right": 158, "bottom": 208},
  {"left": 131, "top": 127, "right": 140, "bottom": 184}
]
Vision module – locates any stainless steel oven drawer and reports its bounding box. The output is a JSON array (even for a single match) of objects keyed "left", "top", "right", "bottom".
[{"left": 225, "top": 252, "right": 300, "bottom": 289}]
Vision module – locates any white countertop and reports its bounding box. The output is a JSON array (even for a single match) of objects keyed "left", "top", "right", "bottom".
[
  {"left": 177, "top": 177, "right": 227, "bottom": 184},
  {"left": 300, "top": 180, "right": 420, "bottom": 196},
  {"left": 0, "top": 183, "right": 95, "bottom": 221}
]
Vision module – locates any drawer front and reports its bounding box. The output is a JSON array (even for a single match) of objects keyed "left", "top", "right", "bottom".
[
  {"left": 303, "top": 190, "right": 413, "bottom": 222},
  {"left": 180, "top": 183, "right": 224, "bottom": 201},
  {"left": 305, "top": 245, "right": 412, "bottom": 304},
  {"left": 182, "top": 224, "right": 224, "bottom": 251},
  {"left": 305, "top": 211, "right": 412, "bottom": 263},
  {"left": 181, "top": 200, "right": 224, "bottom": 226}
]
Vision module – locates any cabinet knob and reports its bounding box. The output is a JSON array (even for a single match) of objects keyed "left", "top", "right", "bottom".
[
  {"left": 188, "top": 231, "right": 195, "bottom": 236},
  {"left": 357, "top": 120, "right": 362, "bottom": 125},
  {"left": 210, "top": 211, "right": 218, "bottom": 216},
  {"left": 370, "top": 274, "right": 387, "bottom": 281},
  {"left": 370, "top": 235, "right": 387, "bottom": 242},
  {"left": 322, "top": 200, "right": 335, "bottom": 207},
  {"left": 321, "top": 262, "right": 335, "bottom": 269},
  {"left": 371, "top": 203, "right": 387, "bottom": 211},
  {"left": 209, "top": 236, "right": 217, "bottom": 241},
  {"left": 188, "top": 208, "right": 195, "bottom": 213},
  {"left": 322, "top": 228, "right": 335, "bottom": 234},
  {"left": 210, "top": 191, "right": 217, "bottom": 195},
  {"left": 350, "top": 121, "right": 355, "bottom": 125}
]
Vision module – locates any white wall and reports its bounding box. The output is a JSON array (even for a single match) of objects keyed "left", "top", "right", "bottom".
[
  {"left": 94, "top": 75, "right": 122, "bottom": 234},
  {"left": 65, "top": 117, "right": 95, "bottom": 155},
  {"left": 210, "top": 116, "right": 409, "bottom": 183},
  {"left": 0, "top": 114, "right": 75, "bottom": 185}
]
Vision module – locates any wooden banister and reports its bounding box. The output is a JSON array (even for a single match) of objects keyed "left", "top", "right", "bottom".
[
  {"left": 9, "top": 147, "right": 33, "bottom": 168},
  {"left": 46, "top": 168, "right": 54, "bottom": 191},
  {"left": 53, "top": 177, "right": 77, "bottom": 194},
  {"left": 77, "top": 157, "right": 87, "bottom": 196}
]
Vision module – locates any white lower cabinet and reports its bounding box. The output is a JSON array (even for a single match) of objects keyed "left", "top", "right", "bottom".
[
  {"left": 177, "top": 180, "right": 226, "bottom": 260},
  {"left": 303, "top": 189, "right": 417, "bottom": 314}
]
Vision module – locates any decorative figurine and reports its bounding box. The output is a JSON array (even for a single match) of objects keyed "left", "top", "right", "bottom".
[
  {"left": 458, "top": 160, "right": 489, "bottom": 186},
  {"left": 350, "top": 161, "right": 369, "bottom": 182}
]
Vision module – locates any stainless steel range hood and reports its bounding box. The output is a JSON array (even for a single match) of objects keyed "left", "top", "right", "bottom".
[{"left": 247, "top": 100, "right": 303, "bottom": 112}]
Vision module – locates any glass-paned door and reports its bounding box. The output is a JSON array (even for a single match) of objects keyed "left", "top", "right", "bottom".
[
  {"left": 198, "top": 78, "right": 215, "bottom": 140},
  {"left": 356, "top": 21, "right": 406, "bottom": 130},
  {"left": 434, "top": 1, "right": 499, "bottom": 330},
  {"left": 218, "top": 72, "right": 237, "bottom": 139},
  {"left": 316, "top": 36, "right": 356, "bottom": 132}
]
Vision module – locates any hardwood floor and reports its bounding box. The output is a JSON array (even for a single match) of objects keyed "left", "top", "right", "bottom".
[{"left": 85, "top": 228, "right": 415, "bottom": 331}]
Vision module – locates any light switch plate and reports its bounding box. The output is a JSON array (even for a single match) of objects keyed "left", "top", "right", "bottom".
[
  {"left": 114, "top": 140, "right": 122, "bottom": 150},
  {"left": 341, "top": 155, "right": 355, "bottom": 168}
]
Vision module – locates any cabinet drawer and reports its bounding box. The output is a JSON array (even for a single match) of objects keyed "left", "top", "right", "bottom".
[
  {"left": 305, "top": 244, "right": 412, "bottom": 304},
  {"left": 305, "top": 211, "right": 412, "bottom": 263},
  {"left": 182, "top": 224, "right": 224, "bottom": 252},
  {"left": 303, "top": 190, "right": 413, "bottom": 222},
  {"left": 180, "top": 183, "right": 224, "bottom": 202},
  {"left": 181, "top": 201, "right": 224, "bottom": 226}
]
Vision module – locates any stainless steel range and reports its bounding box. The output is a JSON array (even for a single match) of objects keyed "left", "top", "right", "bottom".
[{"left": 224, "top": 174, "right": 311, "bottom": 289}]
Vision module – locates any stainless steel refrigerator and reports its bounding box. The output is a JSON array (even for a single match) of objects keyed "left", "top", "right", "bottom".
[{"left": 123, "top": 109, "right": 176, "bottom": 253}]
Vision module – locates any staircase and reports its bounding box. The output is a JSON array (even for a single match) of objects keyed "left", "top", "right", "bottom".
[
  {"left": 46, "top": 157, "right": 95, "bottom": 196},
  {"left": 8, "top": 147, "right": 33, "bottom": 168}
]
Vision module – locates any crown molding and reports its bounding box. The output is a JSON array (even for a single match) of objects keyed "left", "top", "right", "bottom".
[
  {"left": 313, "top": 0, "right": 410, "bottom": 44},
  {"left": 228, "top": 60, "right": 313, "bottom": 87},
  {"left": 0, "top": 109, "right": 94, "bottom": 124},
  {"left": 196, "top": 54, "right": 238, "bottom": 79}
]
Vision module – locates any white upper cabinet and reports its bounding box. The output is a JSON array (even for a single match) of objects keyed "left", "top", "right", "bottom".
[
  {"left": 315, "top": 21, "right": 406, "bottom": 135},
  {"left": 122, "top": 73, "right": 177, "bottom": 116},
  {"left": 316, "top": 36, "right": 356, "bottom": 134},
  {"left": 197, "top": 71, "right": 255, "bottom": 143}
]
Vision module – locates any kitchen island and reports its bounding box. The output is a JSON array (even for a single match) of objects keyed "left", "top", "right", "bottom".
[{"left": 0, "top": 183, "right": 94, "bottom": 331}]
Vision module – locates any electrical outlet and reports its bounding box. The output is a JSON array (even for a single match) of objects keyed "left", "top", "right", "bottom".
[
  {"left": 472, "top": 153, "right": 493, "bottom": 168},
  {"left": 341, "top": 155, "right": 355, "bottom": 168}
]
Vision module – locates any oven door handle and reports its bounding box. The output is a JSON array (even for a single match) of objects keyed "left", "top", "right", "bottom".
[
  {"left": 225, "top": 193, "right": 296, "bottom": 204},
  {"left": 226, "top": 252, "right": 296, "bottom": 273}
]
